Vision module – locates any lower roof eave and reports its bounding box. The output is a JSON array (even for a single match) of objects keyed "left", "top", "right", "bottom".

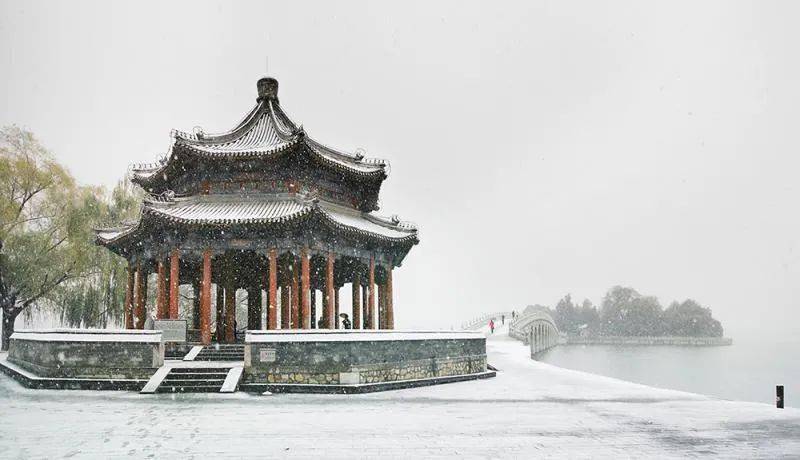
[{"left": 94, "top": 215, "right": 418, "bottom": 259}]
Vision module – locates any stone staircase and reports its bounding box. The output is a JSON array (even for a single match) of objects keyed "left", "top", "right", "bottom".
[
  {"left": 155, "top": 367, "right": 231, "bottom": 393},
  {"left": 193, "top": 344, "right": 245, "bottom": 362}
]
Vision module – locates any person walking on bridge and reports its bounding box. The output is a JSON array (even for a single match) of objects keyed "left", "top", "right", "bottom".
[{"left": 489, "top": 319, "right": 495, "bottom": 334}]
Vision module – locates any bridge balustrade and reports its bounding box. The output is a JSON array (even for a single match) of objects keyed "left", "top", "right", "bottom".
[
  {"left": 460, "top": 311, "right": 512, "bottom": 331},
  {"left": 508, "top": 307, "right": 560, "bottom": 356}
]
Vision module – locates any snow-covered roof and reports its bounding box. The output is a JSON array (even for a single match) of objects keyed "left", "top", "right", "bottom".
[
  {"left": 96, "top": 194, "right": 418, "bottom": 245},
  {"left": 144, "top": 195, "right": 311, "bottom": 225},
  {"left": 131, "top": 78, "right": 387, "bottom": 186},
  {"left": 95, "top": 227, "right": 134, "bottom": 241}
]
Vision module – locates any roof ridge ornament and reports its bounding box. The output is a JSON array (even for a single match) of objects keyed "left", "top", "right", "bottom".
[
  {"left": 295, "top": 189, "right": 320, "bottom": 205},
  {"left": 257, "top": 77, "right": 279, "bottom": 101},
  {"left": 146, "top": 189, "right": 176, "bottom": 203}
]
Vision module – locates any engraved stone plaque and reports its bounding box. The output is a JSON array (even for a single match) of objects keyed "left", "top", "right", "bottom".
[
  {"left": 154, "top": 320, "right": 187, "bottom": 342},
  {"left": 260, "top": 348, "right": 277, "bottom": 363}
]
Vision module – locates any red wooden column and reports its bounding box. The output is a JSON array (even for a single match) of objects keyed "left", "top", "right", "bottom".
[
  {"left": 367, "top": 255, "right": 375, "bottom": 329},
  {"left": 199, "top": 250, "right": 212, "bottom": 345},
  {"left": 156, "top": 259, "right": 167, "bottom": 319},
  {"left": 352, "top": 273, "right": 361, "bottom": 330},
  {"left": 124, "top": 262, "right": 134, "bottom": 329},
  {"left": 325, "top": 252, "right": 335, "bottom": 329},
  {"left": 268, "top": 249, "right": 278, "bottom": 330},
  {"left": 385, "top": 267, "right": 394, "bottom": 330},
  {"left": 300, "top": 247, "right": 311, "bottom": 329},
  {"left": 134, "top": 263, "right": 147, "bottom": 329},
  {"left": 169, "top": 249, "right": 180, "bottom": 319},
  {"left": 291, "top": 257, "right": 300, "bottom": 329}
]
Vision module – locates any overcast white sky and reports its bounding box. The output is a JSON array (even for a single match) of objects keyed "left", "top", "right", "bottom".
[{"left": 1, "top": 1, "right": 798, "bottom": 338}]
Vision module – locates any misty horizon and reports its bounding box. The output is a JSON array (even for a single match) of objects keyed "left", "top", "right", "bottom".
[{"left": 2, "top": 1, "right": 798, "bottom": 340}]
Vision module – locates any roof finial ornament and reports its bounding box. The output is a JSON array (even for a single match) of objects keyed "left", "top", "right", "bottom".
[
  {"left": 193, "top": 126, "right": 204, "bottom": 139},
  {"left": 354, "top": 148, "right": 365, "bottom": 161},
  {"left": 304, "top": 189, "right": 321, "bottom": 204},
  {"left": 257, "top": 77, "right": 279, "bottom": 101}
]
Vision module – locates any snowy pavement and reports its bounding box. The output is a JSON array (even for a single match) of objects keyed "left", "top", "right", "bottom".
[{"left": 1, "top": 326, "right": 798, "bottom": 459}]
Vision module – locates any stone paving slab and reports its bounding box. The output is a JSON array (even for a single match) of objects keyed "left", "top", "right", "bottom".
[{"left": 1, "top": 334, "right": 799, "bottom": 458}]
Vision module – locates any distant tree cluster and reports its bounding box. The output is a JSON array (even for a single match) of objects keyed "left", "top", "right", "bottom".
[
  {"left": 548, "top": 286, "right": 723, "bottom": 338},
  {"left": 552, "top": 294, "right": 599, "bottom": 335}
]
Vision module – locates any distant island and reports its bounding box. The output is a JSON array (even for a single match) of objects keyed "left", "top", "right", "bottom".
[{"left": 541, "top": 286, "right": 731, "bottom": 345}]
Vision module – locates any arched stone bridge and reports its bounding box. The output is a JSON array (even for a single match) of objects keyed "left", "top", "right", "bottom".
[{"left": 509, "top": 305, "right": 560, "bottom": 356}]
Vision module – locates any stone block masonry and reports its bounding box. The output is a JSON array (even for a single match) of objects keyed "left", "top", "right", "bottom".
[
  {"left": 8, "top": 329, "right": 164, "bottom": 379},
  {"left": 244, "top": 330, "right": 487, "bottom": 386}
]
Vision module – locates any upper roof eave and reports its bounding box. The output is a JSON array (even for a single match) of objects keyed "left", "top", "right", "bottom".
[{"left": 130, "top": 95, "right": 389, "bottom": 187}]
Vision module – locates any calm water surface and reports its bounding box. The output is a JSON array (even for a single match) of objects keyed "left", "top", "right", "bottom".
[{"left": 537, "top": 336, "right": 800, "bottom": 407}]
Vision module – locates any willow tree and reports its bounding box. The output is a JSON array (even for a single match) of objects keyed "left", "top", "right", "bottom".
[
  {"left": 54, "top": 180, "right": 140, "bottom": 329},
  {"left": 0, "top": 126, "right": 99, "bottom": 349}
]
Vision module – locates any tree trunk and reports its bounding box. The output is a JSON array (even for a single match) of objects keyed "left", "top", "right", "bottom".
[{"left": 1, "top": 307, "right": 20, "bottom": 351}]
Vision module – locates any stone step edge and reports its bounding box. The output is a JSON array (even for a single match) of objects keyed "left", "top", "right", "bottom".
[
  {"left": 183, "top": 345, "right": 204, "bottom": 361},
  {"left": 220, "top": 366, "right": 244, "bottom": 393},
  {"left": 155, "top": 386, "right": 225, "bottom": 393},
  {"left": 140, "top": 366, "right": 171, "bottom": 394}
]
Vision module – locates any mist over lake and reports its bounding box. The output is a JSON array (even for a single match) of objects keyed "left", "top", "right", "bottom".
[{"left": 538, "top": 335, "right": 799, "bottom": 407}]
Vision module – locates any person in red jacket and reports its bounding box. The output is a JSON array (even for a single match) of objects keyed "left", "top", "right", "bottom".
[{"left": 489, "top": 319, "right": 495, "bottom": 334}]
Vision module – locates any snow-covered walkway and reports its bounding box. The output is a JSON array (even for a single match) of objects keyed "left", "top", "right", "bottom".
[{"left": 1, "top": 326, "right": 798, "bottom": 458}]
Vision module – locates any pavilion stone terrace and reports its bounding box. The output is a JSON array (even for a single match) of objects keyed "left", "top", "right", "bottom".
[{"left": 96, "top": 77, "right": 419, "bottom": 345}]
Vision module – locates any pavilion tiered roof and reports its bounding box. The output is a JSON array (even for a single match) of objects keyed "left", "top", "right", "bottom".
[{"left": 130, "top": 93, "right": 388, "bottom": 191}]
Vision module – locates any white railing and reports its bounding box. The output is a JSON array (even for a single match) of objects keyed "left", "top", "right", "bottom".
[
  {"left": 508, "top": 306, "right": 560, "bottom": 357},
  {"left": 509, "top": 310, "right": 557, "bottom": 342},
  {"left": 460, "top": 311, "right": 513, "bottom": 331}
]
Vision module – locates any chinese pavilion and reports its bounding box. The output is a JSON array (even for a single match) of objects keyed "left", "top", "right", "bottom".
[{"left": 96, "top": 77, "right": 419, "bottom": 344}]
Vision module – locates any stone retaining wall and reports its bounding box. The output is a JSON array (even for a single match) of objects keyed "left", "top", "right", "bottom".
[
  {"left": 564, "top": 336, "right": 733, "bottom": 346},
  {"left": 8, "top": 329, "right": 163, "bottom": 379},
  {"left": 244, "top": 330, "right": 486, "bottom": 385}
]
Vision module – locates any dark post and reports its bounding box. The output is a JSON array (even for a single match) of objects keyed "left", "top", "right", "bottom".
[
  {"left": 777, "top": 385, "right": 784, "bottom": 409},
  {"left": 310, "top": 289, "right": 317, "bottom": 329}
]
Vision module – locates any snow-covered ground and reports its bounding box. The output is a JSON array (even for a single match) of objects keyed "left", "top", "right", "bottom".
[{"left": 1, "top": 324, "right": 798, "bottom": 458}]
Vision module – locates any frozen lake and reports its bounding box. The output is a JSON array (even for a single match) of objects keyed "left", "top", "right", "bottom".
[
  {"left": 538, "top": 336, "right": 800, "bottom": 408},
  {"left": 1, "top": 328, "right": 798, "bottom": 458}
]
